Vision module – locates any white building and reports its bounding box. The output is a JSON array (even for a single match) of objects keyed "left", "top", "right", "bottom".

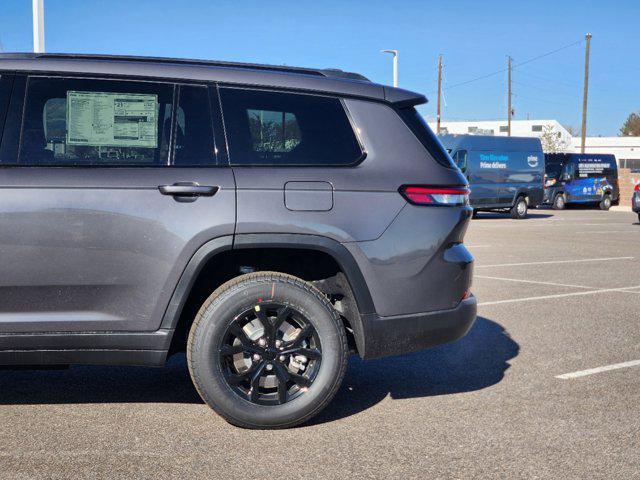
[
  {"left": 429, "top": 118, "right": 640, "bottom": 168},
  {"left": 429, "top": 119, "right": 573, "bottom": 149},
  {"left": 571, "top": 136, "right": 640, "bottom": 170}
]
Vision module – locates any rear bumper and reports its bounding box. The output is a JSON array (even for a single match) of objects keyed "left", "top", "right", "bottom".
[{"left": 360, "top": 295, "right": 477, "bottom": 360}]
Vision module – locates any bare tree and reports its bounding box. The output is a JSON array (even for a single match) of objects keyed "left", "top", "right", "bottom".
[{"left": 539, "top": 125, "right": 570, "bottom": 153}]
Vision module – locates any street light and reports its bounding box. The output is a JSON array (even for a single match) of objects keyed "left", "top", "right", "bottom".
[
  {"left": 32, "top": 0, "right": 45, "bottom": 53},
  {"left": 380, "top": 49, "right": 398, "bottom": 87}
]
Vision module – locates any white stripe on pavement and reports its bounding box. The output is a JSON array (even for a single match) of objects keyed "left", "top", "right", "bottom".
[
  {"left": 556, "top": 360, "right": 640, "bottom": 379},
  {"left": 477, "top": 256, "right": 633, "bottom": 268},
  {"left": 475, "top": 275, "right": 597, "bottom": 290},
  {"left": 478, "top": 285, "right": 640, "bottom": 306}
]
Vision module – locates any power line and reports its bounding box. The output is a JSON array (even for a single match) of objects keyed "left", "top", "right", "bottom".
[{"left": 443, "top": 39, "right": 583, "bottom": 91}]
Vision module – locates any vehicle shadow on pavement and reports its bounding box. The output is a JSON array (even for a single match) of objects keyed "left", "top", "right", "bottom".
[
  {"left": 0, "top": 354, "right": 202, "bottom": 405},
  {"left": 312, "top": 316, "right": 519, "bottom": 425},
  {"left": 0, "top": 317, "right": 517, "bottom": 421}
]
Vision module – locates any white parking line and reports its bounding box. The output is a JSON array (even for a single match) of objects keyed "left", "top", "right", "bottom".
[
  {"left": 577, "top": 230, "right": 637, "bottom": 234},
  {"left": 556, "top": 360, "right": 640, "bottom": 379},
  {"left": 478, "top": 285, "right": 640, "bottom": 306},
  {"left": 475, "top": 275, "right": 595, "bottom": 290},
  {"left": 477, "top": 256, "right": 634, "bottom": 268}
]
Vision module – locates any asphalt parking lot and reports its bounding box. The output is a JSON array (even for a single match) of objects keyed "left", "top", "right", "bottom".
[{"left": 0, "top": 208, "right": 638, "bottom": 479}]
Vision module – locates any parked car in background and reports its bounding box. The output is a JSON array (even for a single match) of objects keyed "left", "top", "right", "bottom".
[
  {"left": 544, "top": 153, "right": 619, "bottom": 210},
  {"left": 439, "top": 134, "right": 544, "bottom": 219},
  {"left": 0, "top": 53, "right": 477, "bottom": 429},
  {"left": 632, "top": 183, "right": 640, "bottom": 222}
]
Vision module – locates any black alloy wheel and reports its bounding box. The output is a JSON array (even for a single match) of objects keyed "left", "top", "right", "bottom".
[{"left": 219, "top": 302, "right": 322, "bottom": 406}]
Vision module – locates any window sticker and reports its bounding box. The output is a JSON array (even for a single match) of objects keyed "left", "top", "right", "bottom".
[{"left": 66, "top": 91, "right": 158, "bottom": 148}]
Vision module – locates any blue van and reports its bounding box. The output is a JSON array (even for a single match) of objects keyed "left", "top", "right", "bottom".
[
  {"left": 544, "top": 154, "right": 619, "bottom": 210},
  {"left": 439, "top": 134, "right": 544, "bottom": 219}
]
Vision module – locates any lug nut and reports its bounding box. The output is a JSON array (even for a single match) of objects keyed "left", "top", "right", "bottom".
[
  {"left": 266, "top": 363, "right": 273, "bottom": 371},
  {"left": 279, "top": 355, "right": 286, "bottom": 362},
  {"left": 258, "top": 338, "right": 267, "bottom": 347},
  {"left": 252, "top": 353, "right": 261, "bottom": 362},
  {"left": 275, "top": 340, "right": 282, "bottom": 348}
]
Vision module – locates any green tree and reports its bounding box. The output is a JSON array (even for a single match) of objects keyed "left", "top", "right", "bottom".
[{"left": 620, "top": 112, "right": 640, "bottom": 136}]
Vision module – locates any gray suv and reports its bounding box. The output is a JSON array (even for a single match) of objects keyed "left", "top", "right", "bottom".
[{"left": 0, "top": 53, "right": 476, "bottom": 428}]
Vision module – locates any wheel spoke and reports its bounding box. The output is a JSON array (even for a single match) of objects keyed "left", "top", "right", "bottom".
[
  {"left": 219, "top": 344, "right": 245, "bottom": 356},
  {"left": 249, "top": 362, "right": 266, "bottom": 402},
  {"left": 287, "top": 324, "right": 313, "bottom": 348},
  {"left": 296, "top": 348, "right": 322, "bottom": 360},
  {"left": 279, "top": 346, "right": 322, "bottom": 360},
  {"left": 228, "top": 322, "right": 253, "bottom": 347},
  {"left": 273, "top": 363, "right": 290, "bottom": 404},
  {"left": 289, "top": 371, "right": 311, "bottom": 388},
  {"left": 273, "top": 306, "right": 291, "bottom": 332},
  {"left": 227, "top": 363, "right": 259, "bottom": 386},
  {"left": 255, "top": 309, "right": 275, "bottom": 341}
]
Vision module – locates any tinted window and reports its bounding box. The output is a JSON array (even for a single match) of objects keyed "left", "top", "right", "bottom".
[
  {"left": 398, "top": 107, "right": 456, "bottom": 168},
  {"left": 174, "top": 85, "right": 218, "bottom": 166},
  {"left": 220, "top": 88, "right": 362, "bottom": 166},
  {"left": 453, "top": 149, "right": 468, "bottom": 172},
  {"left": 17, "top": 77, "right": 173, "bottom": 166},
  {"left": 0, "top": 75, "right": 12, "bottom": 142}
]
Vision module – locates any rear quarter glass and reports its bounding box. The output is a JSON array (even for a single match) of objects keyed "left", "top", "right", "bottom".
[{"left": 397, "top": 107, "right": 456, "bottom": 169}]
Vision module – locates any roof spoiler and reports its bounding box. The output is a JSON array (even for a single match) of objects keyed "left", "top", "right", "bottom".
[{"left": 383, "top": 86, "right": 427, "bottom": 108}]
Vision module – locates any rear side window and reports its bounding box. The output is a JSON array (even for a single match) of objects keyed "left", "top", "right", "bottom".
[
  {"left": 398, "top": 107, "right": 456, "bottom": 168},
  {"left": 220, "top": 88, "right": 363, "bottom": 166},
  {"left": 0, "top": 75, "right": 13, "bottom": 142},
  {"left": 17, "top": 77, "right": 173, "bottom": 166},
  {"left": 174, "top": 85, "right": 218, "bottom": 166}
]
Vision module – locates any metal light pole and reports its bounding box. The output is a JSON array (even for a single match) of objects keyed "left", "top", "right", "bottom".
[
  {"left": 381, "top": 49, "right": 398, "bottom": 87},
  {"left": 32, "top": 0, "right": 45, "bottom": 53}
]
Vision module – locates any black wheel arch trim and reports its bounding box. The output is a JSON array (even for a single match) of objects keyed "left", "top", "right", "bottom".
[{"left": 160, "top": 233, "right": 375, "bottom": 335}]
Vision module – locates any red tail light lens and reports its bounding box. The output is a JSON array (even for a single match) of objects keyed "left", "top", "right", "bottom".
[
  {"left": 635, "top": 184, "right": 640, "bottom": 192},
  {"left": 400, "top": 185, "right": 469, "bottom": 206}
]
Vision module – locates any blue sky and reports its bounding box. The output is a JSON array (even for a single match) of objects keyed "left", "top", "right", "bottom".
[{"left": 1, "top": 0, "right": 638, "bottom": 135}]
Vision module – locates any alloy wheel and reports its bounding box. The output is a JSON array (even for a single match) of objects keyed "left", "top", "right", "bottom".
[{"left": 218, "top": 303, "right": 322, "bottom": 406}]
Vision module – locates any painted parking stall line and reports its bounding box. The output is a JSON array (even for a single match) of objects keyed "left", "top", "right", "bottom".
[
  {"left": 478, "top": 285, "right": 640, "bottom": 306},
  {"left": 556, "top": 360, "right": 640, "bottom": 379},
  {"left": 476, "top": 256, "right": 633, "bottom": 268}
]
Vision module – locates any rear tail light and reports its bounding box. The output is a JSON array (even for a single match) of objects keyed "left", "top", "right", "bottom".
[
  {"left": 635, "top": 184, "right": 640, "bottom": 192},
  {"left": 400, "top": 185, "right": 469, "bottom": 206}
]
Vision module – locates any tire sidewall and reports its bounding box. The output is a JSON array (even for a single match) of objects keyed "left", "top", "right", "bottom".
[
  {"left": 512, "top": 197, "right": 527, "bottom": 219},
  {"left": 554, "top": 194, "right": 565, "bottom": 210},
  {"left": 189, "top": 277, "right": 346, "bottom": 428}
]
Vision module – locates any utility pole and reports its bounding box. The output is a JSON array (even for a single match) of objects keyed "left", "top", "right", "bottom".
[
  {"left": 381, "top": 50, "right": 398, "bottom": 87},
  {"left": 32, "top": 0, "right": 45, "bottom": 53},
  {"left": 436, "top": 54, "right": 443, "bottom": 134},
  {"left": 507, "top": 55, "right": 512, "bottom": 137},
  {"left": 580, "top": 33, "right": 592, "bottom": 153}
]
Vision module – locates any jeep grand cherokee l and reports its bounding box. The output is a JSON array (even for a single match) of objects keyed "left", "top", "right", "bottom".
[{"left": 0, "top": 53, "right": 476, "bottom": 428}]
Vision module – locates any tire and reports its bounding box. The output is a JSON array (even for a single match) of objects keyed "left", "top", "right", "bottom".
[
  {"left": 552, "top": 193, "right": 566, "bottom": 210},
  {"left": 599, "top": 194, "right": 611, "bottom": 211},
  {"left": 471, "top": 209, "right": 478, "bottom": 219},
  {"left": 637, "top": 213, "right": 640, "bottom": 224},
  {"left": 187, "top": 271, "right": 349, "bottom": 429},
  {"left": 510, "top": 196, "right": 528, "bottom": 219}
]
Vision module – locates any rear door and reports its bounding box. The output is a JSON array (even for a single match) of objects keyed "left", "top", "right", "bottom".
[
  {"left": 0, "top": 75, "right": 235, "bottom": 333},
  {"left": 467, "top": 149, "right": 501, "bottom": 207}
]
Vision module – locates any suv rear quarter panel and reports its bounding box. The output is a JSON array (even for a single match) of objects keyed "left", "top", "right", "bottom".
[{"left": 233, "top": 98, "right": 465, "bottom": 243}]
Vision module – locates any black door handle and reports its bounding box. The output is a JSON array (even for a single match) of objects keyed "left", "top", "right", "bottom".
[{"left": 158, "top": 182, "right": 219, "bottom": 202}]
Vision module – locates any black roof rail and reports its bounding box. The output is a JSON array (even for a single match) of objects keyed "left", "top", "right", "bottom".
[{"left": 0, "top": 52, "right": 370, "bottom": 82}]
